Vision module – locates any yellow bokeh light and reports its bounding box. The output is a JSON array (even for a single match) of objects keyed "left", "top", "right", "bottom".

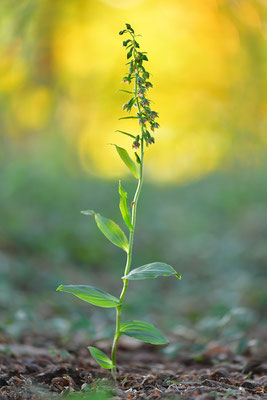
[
  {"left": 12, "top": 87, "right": 51, "bottom": 132},
  {"left": 1, "top": 0, "right": 266, "bottom": 182}
]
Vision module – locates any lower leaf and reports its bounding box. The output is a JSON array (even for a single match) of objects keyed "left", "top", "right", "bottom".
[
  {"left": 120, "top": 320, "right": 169, "bottom": 345},
  {"left": 88, "top": 346, "right": 114, "bottom": 369}
]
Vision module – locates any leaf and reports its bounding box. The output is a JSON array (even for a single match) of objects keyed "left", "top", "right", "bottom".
[
  {"left": 81, "top": 209, "right": 95, "bottom": 216},
  {"left": 122, "top": 39, "right": 131, "bottom": 47},
  {"left": 127, "top": 47, "right": 133, "bottom": 59},
  {"left": 56, "top": 285, "right": 121, "bottom": 308},
  {"left": 125, "top": 23, "right": 134, "bottom": 33},
  {"left": 119, "top": 29, "right": 126, "bottom": 35},
  {"left": 115, "top": 145, "right": 140, "bottom": 179},
  {"left": 134, "top": 152, "right": 141, "bottom": 164},
  {"left": 115, "top": 130, "right": 136, "bottom": 139},
  {"left": 120, "top": 321, "right": 169, "bottom": 345},
  {"left": 129, "top": 60, "right": 134, "bottom": 74},
  {"left": 119, "top": 181, "right": 133, "bottom": 231},
  {"left": 122, "top": 262, "right": 181, "bottom": 280},
  {"left": 118, "top": 89, "right": 134, "bottom": 94},
  {"left": 88, "top": 346, "right": 114, "bottom": 369},
  {"left": 118, "top": 116, "right": 138, "bottom": 120},
  {"left": 81, "top": 210, "right": 129, "bottom": 252}
]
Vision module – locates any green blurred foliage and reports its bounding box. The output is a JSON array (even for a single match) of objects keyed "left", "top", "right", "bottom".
[
  {"left": 0, "top": 0, "right": 266, "bottom": 180},
  {"left": 0, "top": 148, "right": 266, "bottom": 343},
  {"left": 0, "top": 0, "right": 266, "bottom": 344}
]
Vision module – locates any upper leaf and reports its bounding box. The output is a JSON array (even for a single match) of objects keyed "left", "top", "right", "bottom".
[
  {"left": 115, "top": 145, "right": 140, "bottom": 179},
  {"left": 118, "top": 116, "right": 138, "bottom": 120},
  {"left": 134, "top": 152, "right": 141, "bottom": 164},
  {"left": 119, "top": 181, "right": 133, "bottom": 231},
  {"left": 127, "top": 47, "right": 133, "bottom": 59},
  {"left": 118, "top": 89, "right": 134, "bottom": 94},
  {"left": 56, "top": 285, "right": 121, "bottom": 308},
  {"left": 81, "top": 210, "right": 129, "bottom": 253},
  {"left": 88, "top": 346, "right": 114, "bottom": 369},
  {"left": 120, "top": 320, "right": 169, "bottom": 345},
  {"left": 115, "top": 130, "right": 135, "bottom": 139},
  {"left": 125, "top": 23, "right": 134, "bottom": 33},
  {"left": 122, "top": 262, "right": 181, "bottom": 280},
  {"left": 122, "top": 39, "right": 131, "bottom": 47}
]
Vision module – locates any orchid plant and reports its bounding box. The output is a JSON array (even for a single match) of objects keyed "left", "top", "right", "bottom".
[{"left": 57, "top": 24, "right": 181, "bottom": 379}]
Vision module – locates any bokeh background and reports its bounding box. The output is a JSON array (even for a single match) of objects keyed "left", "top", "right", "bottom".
[{"left": 0, "top": 0, "right": 266, "bottom": 351}]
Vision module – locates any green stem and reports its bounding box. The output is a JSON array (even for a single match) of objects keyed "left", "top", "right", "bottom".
[
  {"left": 111, "top": 139, "right": 144, "bottom": 379},
  {"left": 111, "top": 36, "right": 144, "bottom": 378}
]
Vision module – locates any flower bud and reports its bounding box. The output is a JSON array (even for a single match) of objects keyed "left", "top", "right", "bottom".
[
  {"left": 148, "top": 137, "right": 155, "bottom": 145},
  {"left": 150, "top": 122, "right": 159, "bottom": 131},
  {"left": 132, "top": 141, "right": 140, "bottom": 149},
  {"left": 145, "top": 82, "right": 153, "bottom": 88}
]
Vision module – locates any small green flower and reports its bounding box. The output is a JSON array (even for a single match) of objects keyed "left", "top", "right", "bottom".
[{"left": 132, "top": 141, "right": 140, "bottom": 149}]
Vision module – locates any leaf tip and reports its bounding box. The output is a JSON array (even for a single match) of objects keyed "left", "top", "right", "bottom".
[
  {"left": 56, "top": 285, "right": 63, "bottom": 292},
  {"left": 81, "top": 210, "right": 95, "bottom": 216},
  {"left": 176, "top": 273, "right": 182, "bottom": 280}
]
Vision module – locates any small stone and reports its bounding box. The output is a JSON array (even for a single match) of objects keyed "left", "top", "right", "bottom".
[
  {"left": 0, "top": 377, "right": 7, "bottom": 388},
  {"left": 242, "top": 359, "right": 263, "bottom": 374},
  {"left": 241, "top": 380, "right": 259, "bottom": 389}
]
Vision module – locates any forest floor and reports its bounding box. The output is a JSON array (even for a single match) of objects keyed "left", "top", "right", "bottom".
[{"left": 0, "top": 332, "right": 266, "bottom": 400}]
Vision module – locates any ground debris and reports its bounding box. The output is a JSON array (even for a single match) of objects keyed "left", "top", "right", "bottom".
[{"left": 0, "top": 339, "right": 266, "bottom": 400}]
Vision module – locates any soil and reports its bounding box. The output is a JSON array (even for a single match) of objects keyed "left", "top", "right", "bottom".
[{"left": 0, "top": 334, "right": 266, "bottom": 400}]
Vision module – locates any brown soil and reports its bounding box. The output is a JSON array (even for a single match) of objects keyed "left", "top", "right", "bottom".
[{"left": 0, "top": 336, "right": 266, "bottom": 400}]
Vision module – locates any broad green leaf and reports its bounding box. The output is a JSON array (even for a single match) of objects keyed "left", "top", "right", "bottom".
[
  {"left": 115, "top": 145, "right": 140, "bottom": 179},
  {"left": 119, "top": 181, "right": 133, "bottom": 231},
  {"left": 120, "top": 321, "right": 169, "bottom": 345},
  {"left": 122, "top": 262, "right": 181, "bottom": 280},
  {"left": 115, "top": 130, "right": 135, "bottom": 139},
  {"left": 81, "top": 210, "right": 129, "bottom": 252},
  {"left": 57, "top": 285, "right": 121, "bottom": 308},
  {"left": 88, "top": 346, "right": 114, "bottom": 369}
]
